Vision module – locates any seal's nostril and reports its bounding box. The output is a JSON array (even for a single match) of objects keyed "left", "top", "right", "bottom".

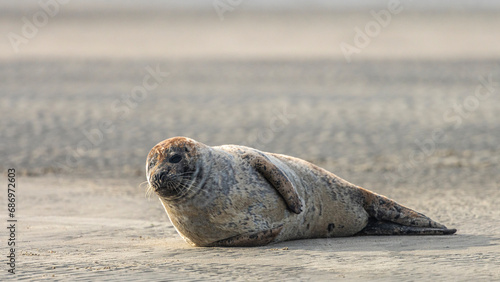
[
  {"left": 152, "top": 172, "right": 164, "bottom": 185},
  {"left": 160, "top": 171, "right": 168, "bottom": 183},
  {"left": 153, "top": 170, "right": 171, "bottom": 187}
]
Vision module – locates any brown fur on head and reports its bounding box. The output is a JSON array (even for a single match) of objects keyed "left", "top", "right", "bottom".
[
  {"left": 146, "top": 137, "right": 206, "bottom": 199},
  {"left": 147, "top": 137, "right": 200, "bottom": 164}
]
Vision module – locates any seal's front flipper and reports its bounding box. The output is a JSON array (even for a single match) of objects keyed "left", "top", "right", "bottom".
[
  {"left": 243, "top": 152, "right": 303, "bottom": 214},
  {"left": 359, "top": 187, "right": 456, "bottom": 233},
  {"left": 208, "top": 225, "right": 284, "bottom": 247},
  {"left": 359, "top": 218, "right": 457, "bottom": 235}
]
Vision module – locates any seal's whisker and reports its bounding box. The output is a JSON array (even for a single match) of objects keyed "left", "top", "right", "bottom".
[
  {"left": 175, "top": 172, "right": 194, "bottom": 176},
  {"left": 138, "top": 181, "right": 149, "bottom": 188},
  {"left": 140, "top": 180, "right": 156, "bottom": 199},
  {"left": 177, "top": 182, "right": 192, "bottom": 192}
]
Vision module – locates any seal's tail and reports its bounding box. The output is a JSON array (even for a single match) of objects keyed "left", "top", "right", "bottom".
[{"left": 358, "top": 187, "right": 456, "bottom": 235}]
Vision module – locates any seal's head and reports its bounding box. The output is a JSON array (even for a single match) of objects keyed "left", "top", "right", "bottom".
[{"left": 146, "top": 137, "right": 206, "bottom": 200}]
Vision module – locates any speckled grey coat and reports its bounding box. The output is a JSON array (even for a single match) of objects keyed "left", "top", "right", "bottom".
[{"left": 146, "top": 137, "right": 456, "bottom": 247}]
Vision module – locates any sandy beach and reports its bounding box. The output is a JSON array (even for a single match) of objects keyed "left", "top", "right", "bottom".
[{"left": 1, "top": 2, "right": 499, "bottom": 280}]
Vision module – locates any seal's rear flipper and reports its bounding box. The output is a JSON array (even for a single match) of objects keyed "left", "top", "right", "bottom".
[
  {"left": 207, "top": 225, "right": 283, "bottom": 247},
  {"left": 359, "top": 218, "right": 457, "bottom": 235},
  {"left": 359, "top": 187, "right": 456, "bottom": 232}
]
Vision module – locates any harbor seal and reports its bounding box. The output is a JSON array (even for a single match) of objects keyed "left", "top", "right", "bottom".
[{"left": 146, "top": 137, "right": 456, "bottom": 247}]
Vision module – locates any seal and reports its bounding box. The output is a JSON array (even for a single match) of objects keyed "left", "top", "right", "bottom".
[{"left": 146, "top": 137, "right": 456, "bottom": 247}]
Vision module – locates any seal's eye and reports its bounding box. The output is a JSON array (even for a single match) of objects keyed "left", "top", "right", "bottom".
[{"left": 169, "top": 154, "right": 182, "bottom": 163}]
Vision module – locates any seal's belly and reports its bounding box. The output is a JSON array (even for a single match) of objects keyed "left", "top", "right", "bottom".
[
  {"left": 163, "top": 171, "right": 289, "bottom": 246},
  {"left": 212, "top": 182, "right": 287, "bottom": 229}
]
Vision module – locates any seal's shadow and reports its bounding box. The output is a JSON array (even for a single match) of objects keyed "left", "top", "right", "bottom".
[{"left": 270, "top": 234, "right": 498, "bottom": 252}]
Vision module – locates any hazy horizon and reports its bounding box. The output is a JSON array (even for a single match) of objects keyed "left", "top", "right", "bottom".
[{"left": 2, "top": 0, "right": 500, "bottom": 11}]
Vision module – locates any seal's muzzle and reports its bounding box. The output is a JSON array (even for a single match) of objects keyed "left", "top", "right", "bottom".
[{"left": 151, "top": 170, "right": 181, "bottom": 198}]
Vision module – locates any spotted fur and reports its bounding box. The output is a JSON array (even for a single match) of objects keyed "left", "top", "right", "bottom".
[{"left": 146, "top": 137, "right": 456, "bottom": 247}]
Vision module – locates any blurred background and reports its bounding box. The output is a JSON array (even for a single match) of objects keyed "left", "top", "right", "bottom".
[{"left": 1, "top": 0, "right": 499, "bottom": 189}]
